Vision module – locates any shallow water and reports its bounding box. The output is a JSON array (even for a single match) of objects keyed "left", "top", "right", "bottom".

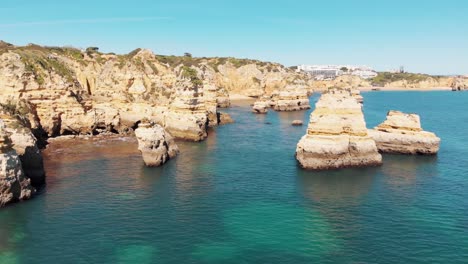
[{"left": 1, "top": 91, "right": 467, "bottom": 263}]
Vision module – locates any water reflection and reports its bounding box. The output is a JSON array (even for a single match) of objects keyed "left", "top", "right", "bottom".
[
  {"left": 381, "top": 154, "right": 438, "bottom": 188},
  {"left": 297, "top": 167, "right": 377, "bottom": 206}
]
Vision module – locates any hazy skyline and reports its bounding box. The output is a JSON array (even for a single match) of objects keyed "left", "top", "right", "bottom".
[{"left": 1, "top": 0, "right": 467, "bottom": 75}]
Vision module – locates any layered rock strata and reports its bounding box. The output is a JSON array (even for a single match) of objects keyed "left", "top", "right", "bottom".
[
  {"left": 0, "top": 121, "right": 35, "bottom": 207},
  {"left": 368, "top": 111, "right": 440, "bottom": 154},
  {"left": 295, "top": 91, "right": 382, "bottom": 170},
  {"left": 163, "top": 70, "right": 208, "bottom": 141},
  {"left": 134, "top": 122, "right": 179, "bottom": 167},
  {"left": 272, "top": 83, "right": 310, "bottom": 111}
]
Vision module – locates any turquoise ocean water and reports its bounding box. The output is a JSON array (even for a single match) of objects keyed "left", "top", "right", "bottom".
[{"left": 0, "top": 91, "right": 467, "bottom": 263}]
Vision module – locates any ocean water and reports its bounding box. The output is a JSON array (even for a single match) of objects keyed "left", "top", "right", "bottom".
[{"left": 0, "top": 91, "right": 467, "bottom": 263}]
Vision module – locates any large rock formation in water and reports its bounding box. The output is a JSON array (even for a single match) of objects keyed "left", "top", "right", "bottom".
[
  {"left": 0, "top": 121, "right": 35, "bottom": 207},
  {"left": 295, "top": 90, "right": 382, "bottom": 170},
  {"left": 368, "top": 111, "right": 440, "bottom": 155},
  {"left": 135, "top": 122, "right": 179, "bottom": 167}
]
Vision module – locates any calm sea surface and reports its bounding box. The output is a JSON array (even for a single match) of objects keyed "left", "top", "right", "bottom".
[{"left": 1, "top": 91, "right": 467, "bottom": 263}]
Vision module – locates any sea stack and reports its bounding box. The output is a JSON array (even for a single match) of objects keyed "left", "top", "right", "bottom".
[
  {"left": 368, "top": 111, "right": 440, "bottom": 154},
  {"left": 0, "top": 121, "right": 35, "bottom": 207},
  {"left": 272, "top": 82, "right": 311, "bottom": 111},
  {"left": 135, "top": 122, "right": 179, "bottom": 167},
  {"left": 164, "top": 67, "right": 209, "bottom": 141},
  {"left": 295, "top": 90, "right": 382, "bottom": 170}
]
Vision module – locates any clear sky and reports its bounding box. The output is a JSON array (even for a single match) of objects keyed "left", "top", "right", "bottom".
[{"left": 1, "top": 0, "right": 467, "bottom": 75}]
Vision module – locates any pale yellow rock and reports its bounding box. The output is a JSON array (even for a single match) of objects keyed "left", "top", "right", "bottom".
[
  {"left": 368, "top": 111, "right": 440, "bottom": 154},
  {"left": 252, "top": 101, "right": 269, "bottom": 114},
  {"left": 135, "top": 122, "right": 179, "bottom": 167},
  {"left": 163, "top": 74, "right": 208, "bottom": 141},
  {"left": 0, "top": 121, "right": 35, "bottom": 207},
  {"left": 1, "top": 114, "right": 45, "bottom": 186},
  {"left": 272, "top": 82, "right": 310, "bottom": 111},
  {"left": 295, "top": 90, "right": 382, "bottom": 170}
]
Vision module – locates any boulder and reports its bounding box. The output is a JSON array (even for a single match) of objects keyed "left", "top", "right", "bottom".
[
  {"left": 368, "top": 111, "right": 440, "bottom": 154},
  {"left": 218, "top": 112, "right": 234, "bottom": 125},
  {"left": 292, "top": 120, "right": 303, "bottom": 126},
  {"left": 134, "top": 122, "right": 179, "bottom": 167},
  {"left": 295, "top": 90, "right": 382, "bottom": 170},
  {"left": 252, "top": 101, "right": 269, "bottom": 114}
]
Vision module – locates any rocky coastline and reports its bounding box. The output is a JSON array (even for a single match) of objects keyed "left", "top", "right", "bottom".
[{"left": 0, "top": 41, "right": 447, "bottom": 207}]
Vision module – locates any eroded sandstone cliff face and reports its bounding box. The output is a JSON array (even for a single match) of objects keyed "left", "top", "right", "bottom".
[
  {"left": 0, "top": 121, "right": 35, "bottom": 207},
  {"left": 0, "top": 113, "right": 45, "bottom": 186},
  {"left": 0, "top": 43, "right": 311, "bottom": 141},
  {"left": 368, "top": 111, "right": 440, "bottom": 154},
  {"left": 271, "top": 81, "right": 311, "bottom": 111},
  {"left": 295, "top": 90, "right": 382, "bottom": 170}
]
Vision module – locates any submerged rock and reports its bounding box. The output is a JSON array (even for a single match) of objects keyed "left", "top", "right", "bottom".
[
  {"left": 135, "top": 122, "right": 179, "bottom": 167},
  {"left": 368, "top": 111, "right": 440, "bottom": 155},
  {"left": 295, "top": 90, "right": 382, "bottom": 170},
  {"left": 0, "top": 121, "right": 35, "bottom": 207}
]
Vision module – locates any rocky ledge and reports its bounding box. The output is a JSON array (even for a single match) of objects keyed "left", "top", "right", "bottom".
[
  {"left": 295, "top": 90, "right": 382, "bottom": 170},
  {"left": 368, "top": 111, "right": 440, "bottom": 154},
  {"left": 134, "top": 122, "right": 179, "bottom": 167},
  {"left": 272, "top": 82, "right": 311, "bottom": 111}
]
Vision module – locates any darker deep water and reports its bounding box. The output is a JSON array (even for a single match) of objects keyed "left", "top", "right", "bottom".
[{"left": 0, "top": 91, "right": 467, "bottom": 263}]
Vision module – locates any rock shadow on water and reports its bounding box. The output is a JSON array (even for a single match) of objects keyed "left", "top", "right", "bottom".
[
  {"left": 221, "top": 201, "right": 342, "bottom": 261},
  {"left": 297, "top": 167, "right": 378, "bottom": 206},
  {"left": 380, "top": 154, "right": 438, "bottom": 188}
]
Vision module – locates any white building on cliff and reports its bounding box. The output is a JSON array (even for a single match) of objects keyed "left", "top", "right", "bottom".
[{"left": 297, "top": 64, "right": 377, "bottom": 79}]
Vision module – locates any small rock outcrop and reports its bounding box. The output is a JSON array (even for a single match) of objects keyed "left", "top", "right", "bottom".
[
  {"left": 218, "top": 112, "right": 234, "bottom": 125},
  {"left": 0, "top": 121, "right": 35, "bottom": 207},
  {"left": 368, "top": 111, "right": 440, "bottom": 154},
  {"left": 292, "top": 120, "right": 303, "bottom": 126},
  {"left": 252, "top": 101, "right": 269, "bottom": 114},
  {"left": 135, "top": 122, "right": 179, "bottom": 167},
  {"left": 272, "top": 83, "right": 311, "bottom": 111},
  {"left": 295, "top": 90, "right": 382, "bottom": 170}
]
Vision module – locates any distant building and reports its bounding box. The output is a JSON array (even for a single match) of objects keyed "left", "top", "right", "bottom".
[{"left": 296, "top": 64, "right": 377, "bottom": 79}]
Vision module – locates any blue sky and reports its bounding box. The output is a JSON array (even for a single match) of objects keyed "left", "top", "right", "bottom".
[{"left": 1, "top": 0, "right": 467, "bottom": 75}]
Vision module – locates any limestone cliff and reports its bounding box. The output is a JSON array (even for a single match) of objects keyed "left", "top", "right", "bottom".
[
  {"left": 0, "top": 121, "right": 35, "bottom": 207},
  {"left": 0, "top": 43, "right": 310, "bottom": 141}
]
